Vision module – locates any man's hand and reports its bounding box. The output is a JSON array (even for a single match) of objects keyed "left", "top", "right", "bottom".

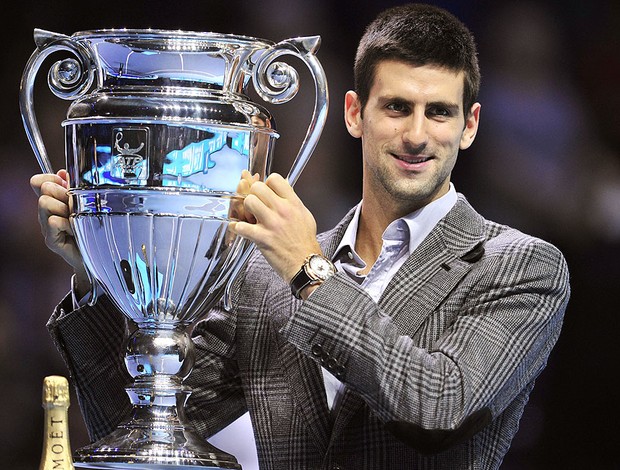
[
  {"left": 30, "top": 170, "right": 90, "bottom": 294},
  {"left": 230, "top": 172, "right": 323, "bottom": 283}
]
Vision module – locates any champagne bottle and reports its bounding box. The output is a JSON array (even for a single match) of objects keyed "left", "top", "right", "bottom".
[{"left": 40, "top": 375, "right": 75, "bottom": 470}]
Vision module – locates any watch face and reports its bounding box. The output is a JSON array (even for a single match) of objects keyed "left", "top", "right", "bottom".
[{"left": 307, "top": 255, "right": 336, "bottom": 281}]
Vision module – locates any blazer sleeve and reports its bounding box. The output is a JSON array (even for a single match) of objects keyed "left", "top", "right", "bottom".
[
  {"left": 47, "top": 293, "right": 133, "bottom": 442},
  {"left": 47, "top": 292, "right": 246, "bottom": 442},
  {"left": 280, "top": 233, "right": 570, "bottom": 451}
]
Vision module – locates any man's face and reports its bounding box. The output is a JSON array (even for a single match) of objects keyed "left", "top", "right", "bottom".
[{"left": 345, "top": 60, "right": 480, "bottom": 214}]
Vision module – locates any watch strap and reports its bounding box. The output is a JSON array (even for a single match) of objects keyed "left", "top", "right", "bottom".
[{"left": 290, "top": 266, "right": 316, "bottom": 299}]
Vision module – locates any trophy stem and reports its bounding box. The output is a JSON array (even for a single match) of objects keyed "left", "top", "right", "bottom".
[{"left": 73, "top": 327, "right": 241, "bottom": 469}]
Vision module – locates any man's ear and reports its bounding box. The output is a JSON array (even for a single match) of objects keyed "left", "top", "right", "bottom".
[
  {"left": 344, "top": 90, "right": 363, "bottom": 139},
  {"left": 460, "top": 102, "right": 481, "bottom": 150}
]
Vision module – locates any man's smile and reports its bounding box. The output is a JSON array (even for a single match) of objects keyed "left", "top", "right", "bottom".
[
  {"left": 391, "top": 152, "right": 433, "bottom": 169},
  {"left": 394, "top": 154, "right": 431, "bottom": 163}
]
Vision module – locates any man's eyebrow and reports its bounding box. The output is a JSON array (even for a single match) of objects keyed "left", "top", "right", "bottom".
[
  {"left": 377, "top": 95, "right": 411, "bottom": 105},
  {"left": 428, "top": 100, "right": 461, "bottom": 113}
]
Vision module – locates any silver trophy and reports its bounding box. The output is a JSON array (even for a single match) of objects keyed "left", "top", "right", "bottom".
[{"left": 20, "top": 28, "right": 328, "bottom": 469}]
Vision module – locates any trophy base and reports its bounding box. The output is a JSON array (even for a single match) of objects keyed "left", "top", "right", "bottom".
[{"left": 73, "top": 424, "right": 242, "bottom": 469}]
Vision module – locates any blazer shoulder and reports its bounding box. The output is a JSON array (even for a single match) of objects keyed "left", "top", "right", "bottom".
[
  {"left": 452, "top": 195, "right": 569, "bottom": 277},
  {"left": 484, "top": 220, "right": 566, "bottom": 259},
  {"left": 480, "top": 220, "right": 570, "bottom": 295}
]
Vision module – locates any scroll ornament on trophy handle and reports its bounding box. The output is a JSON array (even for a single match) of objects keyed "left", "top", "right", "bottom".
[
  {"left": 19, "top": 29, "right": 101, "bottom": 303},
  {"left": 252, "top": 35, "right": 329, "bottom": 186},
  {"left": 19, "top": 29, "right": 96, "bottom": 174}
]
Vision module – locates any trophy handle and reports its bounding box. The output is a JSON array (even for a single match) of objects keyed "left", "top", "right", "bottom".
[
  {"left": 19, "top": 29, "right": 95, "bottom": 174},
  {"left": 222, "top": 37, "right": 329, "bottom": 310},
  {"left": 252, "top": 35, "right": 329, "bottom": 186}
]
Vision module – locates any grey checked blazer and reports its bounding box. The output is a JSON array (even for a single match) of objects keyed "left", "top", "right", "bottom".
[{"left": 49, "top": 194, "right": 570, "bottom": 470}]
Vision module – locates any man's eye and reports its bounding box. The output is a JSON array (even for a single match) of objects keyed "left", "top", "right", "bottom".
[
  {"left": 386, "top": 102, "right": 409, "bottom": 113},
  {"left": 428, "top": 107, "right": 451, "bottom": 117}
]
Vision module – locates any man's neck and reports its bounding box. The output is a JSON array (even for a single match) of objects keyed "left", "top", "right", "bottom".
[{"left": 355, "top": 197, "right": 408, "bottom": 274}]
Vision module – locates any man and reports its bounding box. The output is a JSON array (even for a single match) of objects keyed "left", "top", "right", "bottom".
[{"left": 31, "top": 4, "right": 569, "bottom": 469}]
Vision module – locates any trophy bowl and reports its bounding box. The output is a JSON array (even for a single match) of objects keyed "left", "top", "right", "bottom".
[{"left": 20, "top": 28, "right": 328, "bottom": 468}]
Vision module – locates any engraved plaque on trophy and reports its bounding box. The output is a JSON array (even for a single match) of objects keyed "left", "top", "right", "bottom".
[{"left": 20, "top": 28, "right": 328, "bottom": 468}]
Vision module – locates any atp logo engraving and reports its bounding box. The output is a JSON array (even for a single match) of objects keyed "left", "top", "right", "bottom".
[{"left": 112, "top": 128, "right": 149, "bottom": 180}]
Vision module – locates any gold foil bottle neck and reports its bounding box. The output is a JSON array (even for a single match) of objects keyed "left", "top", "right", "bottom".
[
  {"left": 42, "top": 375, "right": 70, "bottom": 407},
  {"left": 40, "top": 375, "right": 74, "bottom": 470}
]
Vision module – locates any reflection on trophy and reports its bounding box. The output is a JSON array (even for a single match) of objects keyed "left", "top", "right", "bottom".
[{"left": 20, "top": 28, "right": 328, "bottom": 468}]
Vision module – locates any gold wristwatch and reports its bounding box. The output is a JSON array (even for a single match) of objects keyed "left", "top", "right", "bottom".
[{"left": 290, "top": 254, "right": 336, "bottom": 299}]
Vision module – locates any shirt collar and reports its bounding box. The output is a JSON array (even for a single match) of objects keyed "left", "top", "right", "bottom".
[{"left": 333, "top": 184, "right": 458, "bottom": 262}]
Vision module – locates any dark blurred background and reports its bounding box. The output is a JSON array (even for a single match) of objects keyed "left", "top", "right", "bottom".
[{"left": 2, "top": 0, "right": 618, "bottom": 468}]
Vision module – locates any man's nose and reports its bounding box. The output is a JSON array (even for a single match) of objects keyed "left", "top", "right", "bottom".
[{"left": 402, "top": 112, "right": 428, "bottom": 147}]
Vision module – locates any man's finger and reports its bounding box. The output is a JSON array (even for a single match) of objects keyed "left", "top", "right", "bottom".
[
  {"left": 30, "top": 173, "right": 62, "bottom": 197},
  {"left": 40, "top": 180, "right": 70, "bottom": 204},
  {"left": 38, "top": 193, "right": 70, "bottom": 219},
  {"left": 229, "top": 220, "right": 262, "bottom": 244},
  {"left": 242, "top": 192, "right": 272, "bottom": 224},
  {"left": 265, "top": 173, "right": 297, "bottom": 200}
]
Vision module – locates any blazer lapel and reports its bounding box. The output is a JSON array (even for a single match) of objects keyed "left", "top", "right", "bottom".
[{"left": 380, "top": 195, "right": 486, "bottom": 336}]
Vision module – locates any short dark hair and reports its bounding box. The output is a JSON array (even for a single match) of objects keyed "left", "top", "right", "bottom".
[{"left": 354, "top": 3, "right": 481, "bottom": 115}]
